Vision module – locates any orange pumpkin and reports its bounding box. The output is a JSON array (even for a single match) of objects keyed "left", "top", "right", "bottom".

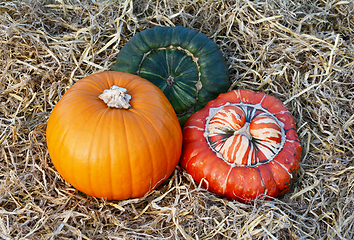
[
  {"left": 181, "top": 89, "right": 302, "bottom": 203},
  {"left": 46, "top": 71, "right": 183, "bottom": 200}
]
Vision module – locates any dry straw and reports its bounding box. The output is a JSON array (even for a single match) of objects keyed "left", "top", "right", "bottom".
[{"left": 1, "top": 0, "right": 354, "bottom": 239}]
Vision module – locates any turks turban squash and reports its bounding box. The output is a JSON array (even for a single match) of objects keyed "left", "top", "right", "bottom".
[
  {"left": 181, "top": 89, "right": 302, "bottom": 202},
  {"left": 46, "top": 71, "right": 182, "bottom": 200},
  {"left": 113, "top": 26, "right": 230, "bottom": 126}
]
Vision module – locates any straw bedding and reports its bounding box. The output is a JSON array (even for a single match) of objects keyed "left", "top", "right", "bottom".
[{"left": 1, "top": 0, "right": 354, "bottom": 239}]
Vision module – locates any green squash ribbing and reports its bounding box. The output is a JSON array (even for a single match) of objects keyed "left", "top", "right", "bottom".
[{"left": 113, "top": 26, "right": 230, "bottom": 126}]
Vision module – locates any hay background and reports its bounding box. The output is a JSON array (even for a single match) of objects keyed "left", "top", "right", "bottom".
[{"left": 1, "top": 0, "right": 354, "bottom": 239}]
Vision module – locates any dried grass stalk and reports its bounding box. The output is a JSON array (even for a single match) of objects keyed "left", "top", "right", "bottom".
[{"left": 1, "top": 0, "right": 354, "bottom": 239}]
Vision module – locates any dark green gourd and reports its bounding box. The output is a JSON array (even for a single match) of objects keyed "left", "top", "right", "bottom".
[{"left": 113, "top": 26, "right": 230, "bottom": 126}]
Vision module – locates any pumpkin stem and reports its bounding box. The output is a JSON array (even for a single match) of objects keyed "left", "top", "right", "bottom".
[
  {"left": 234, "top": 122, "right": 252, "bottom": 140},
  {"left": 98, "top": 85, "right": 131, "bottom": 109},
  {"left": 166, "top": 75, "right": 175, "bottom": 86}
]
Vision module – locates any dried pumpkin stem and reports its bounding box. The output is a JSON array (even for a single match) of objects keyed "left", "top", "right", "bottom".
[
  {"left": 98, "top": 85, "right": 131, "bottom": 109},
  {"left": 234, "top": 122, "right": 252, "bottom": 140}
]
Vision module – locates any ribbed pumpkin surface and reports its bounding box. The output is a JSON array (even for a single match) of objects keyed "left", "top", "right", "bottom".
[
  {"left": 181, "top": 89, "right": 302, "bottom": 203},
  {"left": 46, "top": 71, "right": 183, "bottom": 200},
  {"left": 113, "top": 26, "right": 230, "bottom": 126}
]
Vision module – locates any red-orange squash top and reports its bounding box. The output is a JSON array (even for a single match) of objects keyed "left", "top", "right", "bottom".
[
  {"left": 46, "top": 71, "right": 183, "bottom": 200},
  {"left": 180, "top": 89, "right": 302, "bottom": 202}
]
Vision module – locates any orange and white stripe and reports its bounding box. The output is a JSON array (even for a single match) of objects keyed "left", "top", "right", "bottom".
[{"left": 206, "top": 104, "right": 284, "bottom": 166}]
